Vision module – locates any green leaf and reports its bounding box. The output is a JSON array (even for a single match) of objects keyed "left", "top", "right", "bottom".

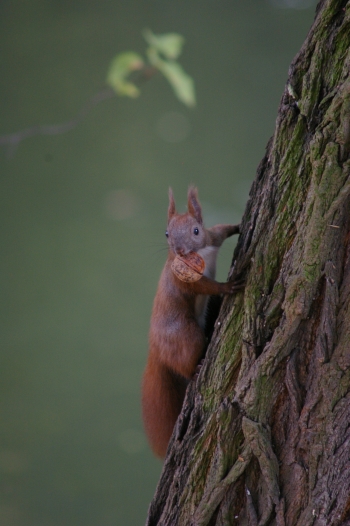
[
  {"left": 143, "top": 29, "right": 185, "bottom": 60},
  {"left": 156, "top": 59, "right": 196, "bottom": 107},
  {"left": 106, "top": 52, "right": 144, "bottom": 98}
]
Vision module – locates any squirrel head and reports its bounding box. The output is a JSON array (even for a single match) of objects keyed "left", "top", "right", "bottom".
[{"left": 166, "top": 186, "right": 207, "bottom": 256}]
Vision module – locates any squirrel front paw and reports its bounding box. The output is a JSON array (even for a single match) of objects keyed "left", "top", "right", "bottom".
[
  {"left": 221, "top": 278, "right": 245, "bottom": 294},
  {"left": 193, "top": 358, "right": 205, "bottom": 378}
]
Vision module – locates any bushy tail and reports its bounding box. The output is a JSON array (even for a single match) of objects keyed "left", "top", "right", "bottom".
[{"left": 142, "top": 357, "right": 187, "bottom": 458}]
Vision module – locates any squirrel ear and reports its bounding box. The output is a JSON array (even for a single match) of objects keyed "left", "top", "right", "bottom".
[
  {"left": 187, "top": 186, "right": 203, "bottom": 223},
  {"left": 168, "top": 187, "right": 176, "bottom": 220}
]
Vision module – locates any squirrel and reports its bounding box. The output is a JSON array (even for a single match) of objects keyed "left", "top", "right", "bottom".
[{"left": 142, "top": 186, "right": 241, "bottom": 458}]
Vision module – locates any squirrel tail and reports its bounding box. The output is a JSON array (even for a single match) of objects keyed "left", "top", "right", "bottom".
[{"left": 142, "top": 358, "right": 187, "bottom": 458}]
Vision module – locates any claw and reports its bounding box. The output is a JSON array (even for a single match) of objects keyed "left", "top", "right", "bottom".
[
  {"left": 229, "top": 277, "right": 245, "bottom": 293},
  {"left": 194, "top": 358, "right": 204, "bottom": 378}
]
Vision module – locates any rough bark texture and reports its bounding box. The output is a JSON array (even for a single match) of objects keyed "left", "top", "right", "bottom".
[{"left": 146, "top": 1, "right": 350, "bottom": 524}]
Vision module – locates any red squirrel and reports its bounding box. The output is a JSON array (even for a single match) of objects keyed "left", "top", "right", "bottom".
[{"left": 142, "top": 187, "right": 241, "bottom": 458}]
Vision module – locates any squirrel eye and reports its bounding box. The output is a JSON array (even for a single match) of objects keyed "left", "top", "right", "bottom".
[
  {"left": 165, "top": 230, "right": 169, "bottom": 238},
  {"left": 194, "top": 227, "right": 199, "bottom": 235}
]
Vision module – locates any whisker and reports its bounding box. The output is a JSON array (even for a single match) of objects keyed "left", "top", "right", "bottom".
[{"left": 151, "top": 247, "right": 168, "bottom": 255}]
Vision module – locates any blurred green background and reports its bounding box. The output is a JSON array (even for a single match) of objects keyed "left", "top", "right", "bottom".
[{"left": 0, "top": 1, "right": 315, "bottom": 525}]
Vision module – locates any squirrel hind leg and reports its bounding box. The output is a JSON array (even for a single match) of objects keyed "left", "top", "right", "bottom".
[{"left": 142, "top": 364, "right": 187, "bottom": 458}]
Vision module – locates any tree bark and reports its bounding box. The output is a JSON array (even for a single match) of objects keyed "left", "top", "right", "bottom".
[{"left": 146, "top": 1, "right": 350, "bottom": 524}]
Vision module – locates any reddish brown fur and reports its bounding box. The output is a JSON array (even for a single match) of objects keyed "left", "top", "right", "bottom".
[{"left": 142, "top": 187, "right": 240, "bottom": 458}]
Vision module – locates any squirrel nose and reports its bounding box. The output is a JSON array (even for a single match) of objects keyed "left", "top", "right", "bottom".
[{"left": 175, "top": 246, "right": 185, "bottom": 257}]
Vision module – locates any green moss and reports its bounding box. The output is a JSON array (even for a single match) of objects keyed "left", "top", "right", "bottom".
[
  {"left": 278, "top": 116, "right": 307, "bottom": 176},
  {"left": 327, "top": 28, "right": 350, "bottom": 87},
  {"left": 246, "top": 373, "right": 278, "bottom": 422},
  {"left": 299, "top": 44, "right": 323, "bottom": 118}
]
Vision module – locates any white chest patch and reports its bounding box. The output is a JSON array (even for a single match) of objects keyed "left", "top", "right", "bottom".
[
  {"left": 195, "top": 246, "right": 220, "bottom": 329},
  {"left": 197, "top": 246, "right": 219, "bottom": 279}
]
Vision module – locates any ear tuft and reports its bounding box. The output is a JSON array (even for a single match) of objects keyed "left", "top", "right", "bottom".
[
  {"left": 168, "top": 187, "right": 176, "bottom": 220},
  {"left": 187, "top": 186, "right": 202, "bottom": 223}
]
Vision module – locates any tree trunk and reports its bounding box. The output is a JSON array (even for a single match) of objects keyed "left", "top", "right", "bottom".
[{"left": 146, "top": 1, "right": 350, "bottom": 524}]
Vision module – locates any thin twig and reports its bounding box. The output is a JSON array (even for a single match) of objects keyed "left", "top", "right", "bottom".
[
  {"left": 0, "top": 66, "right": 159, "bottom": 157},
  {"left": 0, "top": 87, "right": 115, "bottom": 157}
]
